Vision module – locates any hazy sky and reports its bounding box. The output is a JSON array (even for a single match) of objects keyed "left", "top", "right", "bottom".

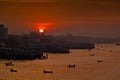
[{"left": 0, "top": 0, "right": 120, "bottom": 37}]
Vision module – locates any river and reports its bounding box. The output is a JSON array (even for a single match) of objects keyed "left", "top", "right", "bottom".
[{"left": 0, "top": 44, "right": 120, "bottom": 80}]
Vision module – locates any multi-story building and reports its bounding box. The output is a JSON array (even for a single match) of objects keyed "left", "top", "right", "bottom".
[{"left": 0, "top": 24, "right": 8, "bottom": 40}]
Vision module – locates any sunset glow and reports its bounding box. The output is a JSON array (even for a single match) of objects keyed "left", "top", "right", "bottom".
[
  {"left": 0, "top": 0, "right": 120, "bottom": 37},
  {"left": 32, "top": 23, "right": 49, "bottom": 33},
  {"left": 39, "top": 28, "right": 44, "bottom": 33}
]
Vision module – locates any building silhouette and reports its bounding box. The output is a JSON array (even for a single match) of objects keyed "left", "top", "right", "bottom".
[{"left": 0, "top": 24, "right": 8, "bottom": 40}]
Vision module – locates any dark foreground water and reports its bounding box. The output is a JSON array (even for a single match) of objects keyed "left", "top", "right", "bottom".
[{"left": 0, "top": 44, "right": 120, "bottom": 80}]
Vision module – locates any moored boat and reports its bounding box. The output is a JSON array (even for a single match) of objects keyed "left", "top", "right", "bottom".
[
  {"left": 0, "top": 48, "right": 43, "bottom": 60},
  {"left": 5, "top": 61, "right": 14, "bottom": 66}
]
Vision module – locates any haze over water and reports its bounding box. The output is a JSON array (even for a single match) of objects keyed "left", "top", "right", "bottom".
[
  {"left": 0, "top": 0, "right": 120, "bottom": 37},
  {"left": 0, "top": 44, "right": 120, "bottom": 80}
]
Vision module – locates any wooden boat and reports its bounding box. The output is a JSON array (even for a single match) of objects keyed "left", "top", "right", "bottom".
[
  {"left": 97, "top": 59, "right": 103, "bottom": 63},
  {"left": 10, "top": 68, "right": 17, "bottom": 72},
  {"left": 43, "top": 69, "right": 53, "bottom": 73},
  {"left": 109, "top": 50, "right": 112, "bottom": 52},
  {"left": 89, "top": 54, "right": 95, "bottom": 56},
  {"left": 5, "top": 62, "right": 14, "bottom": 66},
  {"left": 116, "top": 43, "right": 120, "bottom": 46},
  {"left": 67, "top": 64, "right": 76, "bottom": 68},
  {"left": 41, "top": 53, "right": 48, "bottom": 60}
]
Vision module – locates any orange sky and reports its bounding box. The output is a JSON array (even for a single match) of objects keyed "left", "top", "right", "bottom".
[{"left": 0, "top": 0, "right": 120, "bottom": 37}]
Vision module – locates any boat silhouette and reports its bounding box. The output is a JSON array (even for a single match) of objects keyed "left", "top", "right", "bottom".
[
  {"left": 43, "top": 69, "right": 53, "bottom": 73},
  {"left": 5, "top": 62, "right": 14, "bottom": 66},
  {"left": 67, "top": 64, "right": 76, "bottom": 68},
  {"left": 10, "top": 68, "right": 17, "bottom": 72}
]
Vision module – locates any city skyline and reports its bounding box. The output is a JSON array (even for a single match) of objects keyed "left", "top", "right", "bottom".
[{"left": 0, "top": 0, "right": 120, "bottom": 38}]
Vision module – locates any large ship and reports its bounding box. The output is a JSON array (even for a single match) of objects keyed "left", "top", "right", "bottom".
[{"left": 0, "top": 48, "right": 43, "bottom": 60}]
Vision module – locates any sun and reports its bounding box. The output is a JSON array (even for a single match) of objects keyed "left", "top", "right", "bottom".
[{"left": 39, "top": 29, "right": 44, "bottom": 33}]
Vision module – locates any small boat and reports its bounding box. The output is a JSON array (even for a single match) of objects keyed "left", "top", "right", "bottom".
[
  {"left": 5, "top": 62, "right": 14, "bottom": 66},
  {"left": 43, "top": 69, "right": 53, "bottom": 73},
  {"left": 10, "top": 68, "right": 17, "bottom": 72},
  {"left": 97, "top": 59, "right": 103, "bottom": 63},
  {"left": 41, "top": 54, "right": 48, "bottom": 60},
  {"left": 109, "top": 50, "right": 112, "bottom": 52},
  {"left": 89, "top": 54, "right": 95, "bottom": 56},
  {"left": 67, "top": 64, "right": 76, "bottom": 68},
  {"left": 116, "top": 43, "right": 120, "bottom": 46}
]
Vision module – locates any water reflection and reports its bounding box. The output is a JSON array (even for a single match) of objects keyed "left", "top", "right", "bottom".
[{"left": 0, "top": 44, "right": 120, "bottom": 80}]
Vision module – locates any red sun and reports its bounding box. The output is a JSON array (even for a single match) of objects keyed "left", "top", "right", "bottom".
[{"left": 39, "top": 28, "right": 44, "bottom": 33}]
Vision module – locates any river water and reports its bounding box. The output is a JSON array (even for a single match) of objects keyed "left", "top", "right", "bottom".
[{"left": 0, "top": 44, "right": 120, "bottom": 80}]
